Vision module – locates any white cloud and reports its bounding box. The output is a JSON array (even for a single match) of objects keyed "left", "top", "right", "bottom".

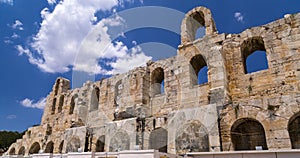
[
  {"left": 6, "top": 115, "right": 17, "bottom": 119},
  {"left": 11, "top": 20, "right": 23, "bottom": 30},
  {"left": 234, "top": 12, "right": 244, "bottom": 23},
  {"left": 47, "top": 0, "right": 56, "bottom": 5},
  {"left": 19, "top": 0, "right": 149, "bottom": 76},
  {"left": 20, "top": 98, "right": 46, "bottom": 109},
  {"left": 0, "top": 0, "right": 13, "bottom": 5},
  {"left": 11, "top": 32, "right": 20, "bottom": 39}
]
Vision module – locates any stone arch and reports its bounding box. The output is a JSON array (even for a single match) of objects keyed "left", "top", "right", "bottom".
[
  {"left": 18, "top": 146, "right": 25, "bottom": 155},
  {"left": 58, "top": 95, "right": 65, "bottom": 113},
  {"left": 29, "top": 142, "right": 41, "bottom": 154},
  {"left": 181, "top": 6, "right": 217, "bottom": 43},
  {"left": 241, "top": 36, "right": 268, "bottom": 74},
  {"left": 288, "top": 112, "right": 300, "bottom": 149},
  {"left": 66, "top": 136, "right": 81, "bottom": 153},
  {"left": 151, "top": 67, "right": 165, "bottom": 96},
  {"left": 231, "top": 118, "right": 268, "bottom": 150},
  {"left": 149, "top": 128, "right": 168, "bottom": 153},
  {"left": 69, "top": 95, "right": 77, "bottom": 114},
  {"left": 45, "top": 141, "right": 54, "bottom": 153},
  {"left": 96, "top": 135, "right": 105, "bottom": 152},
  {"left": 90, "top": 87, "right": 100, "bottom": 111},
  {"left": 109, "top": 130, "right": 130, "bottom": 152},
  {"left": 59, "top": 140, "right": 64, "bottom": 153},
  {"left": 190, "top": 54, "right": 208, "bottom": 85},
  {"left": 114, "top": 80, "right": 122, "bottom": 106},
  {"left": 175, "top": 120, "right": 209, "bottom": 154},
  {"left": 9, "top": 147, "right": 15, "bottom": 155}
]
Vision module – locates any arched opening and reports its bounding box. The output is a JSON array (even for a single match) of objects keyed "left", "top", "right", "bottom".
[
  {"left": 175, "top": 121, "right": 209, "bottom": 154},
  {"left": 149, "top": 128, "right": 168, "bottom": 153},
  {"left": 109, "top": 131, "right": 130, "bottom": 152},
  {"left": 151, "top": 67, "right": 165, "bottom": 96},
  {"left": 29, "top": 142, "right": 40, "bottom": 154},
  {"left": 90, "top": 87, "right": 100, "bottom": 111},
  {"left": 288, "top": 113, "right": 300, "bottom": 149},
  {"left": 18, "top": 146, "right": 25, "bottom": 155},
  {"left": 231, "top": 118, "right": 268, "bottom": 151},
  {"left": 69, "top": 95, "right": 76, "bottom": 114},
  {"left": 190, "top": 54, "right": 208, "bottom": 85},
  {"left": 241, "top": 37, "right": 268, "bottom": 74},
  {"left": 58, "top": 95, "right": 64, "bottom": 113},
  {"left": 66, "top": 136, "right": 80, "bottom": 153},
  {"left": 114, "top": 80, "right": 122, "bottom": 106},
  {"left": 51, "top": 98, "right": 56, "bottom": 115},
  {"left": 96, "top": 135, "right": 105, "bottom": 152},
  {"left": 188, "top": 11, "right": 206, "bottom": 41},
  {"left": 9, "top": 147, "right": 15, "bottom": 155},
  {"left": 54, "top": 79, "right": 60, "bottom": 96},
  {"left": 45, "top": 141, "right": 54, "bottom": 153},
  {"left": 59, "top": 140, "right": 64, "bottom": 153}
]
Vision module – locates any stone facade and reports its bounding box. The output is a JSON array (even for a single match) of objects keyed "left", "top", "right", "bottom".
[{"left": 6, "top": 6, "right": 300, "bottom": 156}]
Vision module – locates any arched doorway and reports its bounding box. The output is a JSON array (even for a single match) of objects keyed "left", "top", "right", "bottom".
[
  {"left": 59, "top": 140, "right": 64, "bottom": 153},
  {"left": 45, "top": 141, "right": 54, "bottom": 153},
  {"left": 288, "top": 113, "right": 300, "bottom": 149},
  {"left": 29, "top": 142, "right": 41, "bottom": 154},
  {"left": 149, "top": 128, "right": 168, "bottom": 152},
  {"left": 18, "top": 146, "right": 25, "bottom": 155},
  {"left": 9, "top": 147, "right": 15, "bottom": 155},
  {"left": 175, "top": 121, "right": 209, "bottom": 154},
  {"left": 96, "top": 135, "right": 105, "bottom": 152},
  {"left": 231, "top": 118, "right": 268, "bottom": 150}
]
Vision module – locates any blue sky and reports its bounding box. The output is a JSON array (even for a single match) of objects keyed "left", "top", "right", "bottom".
[{"left": 0, "top": 0, "right": 299, "bottom": 132}]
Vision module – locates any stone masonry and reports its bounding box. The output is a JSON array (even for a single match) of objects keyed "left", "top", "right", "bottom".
[{"left": 6, "top": 6, "right": 300, "bottom": 156}]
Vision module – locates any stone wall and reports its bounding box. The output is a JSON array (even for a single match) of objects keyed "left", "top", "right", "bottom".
[{"left": 5, "top": 6, "right": 300, "bottom": 157}]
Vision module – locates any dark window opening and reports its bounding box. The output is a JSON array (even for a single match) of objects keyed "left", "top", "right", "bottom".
[
  {"left": 190, "top": 54, "right": 208, "bottom": 85},
  {"left": 151, "top": 67, "right": 165, "bottom": 96},
  {"left": 96, "top": 135, "right": 105, "bottom": 152},
  {"left": 288, "top": 114, "right": 300, "bottom": 149},
  {"left": 29, "top": 142, "right": 40, "bottom": 154},
  {"left": 59, "top": 141, "right": 64, "bottom": 153},
  {"left": 45, "top": 141, "right": 54, "bottom": 153},
  {"left": 90, "top": 87, "right": 100, "bottom": 111},
  {"left": 54, "top": 79, "right": 60, "bottom": 96},
  {"left": 9, "top": 148, "right": 15, "bottom": 155},
  {"left": 18, "top": 146, "right": 25, "bottom": 156},
  {"left": 189, "top": 11, "right": 206, "bottom": 41},
  {"left": 241, "top": 37, "right": 268, "bottom": 74},
  {"left": 58, "top": 95, "right": 64, "bottom": 113},
  {"left": 231, "top": 118, "right": 268, "bottom": 151},
  {"left": 51, "top": 98, "right": 56, "bottom": 115},
  {"left": 69, "top": 96, "right": 76, "bottom": 115}
]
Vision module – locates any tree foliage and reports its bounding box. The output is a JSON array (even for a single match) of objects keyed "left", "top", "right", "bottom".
[{"left": 0, "top": 131, "right": 24, "bottom": 152}]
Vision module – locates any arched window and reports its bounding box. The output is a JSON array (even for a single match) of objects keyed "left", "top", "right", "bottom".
[
  {"left": 29, "top": 142, "right": 40, "bottom": 154},
  {"left": 69, "top": 96, "right": 76, "bottom": 115},
  {"left": 175, "top": 121, "right": 209, "bottom": 154},
  {"left": 9, "top": 147, "right": 15, "bottom": 155},
  {"left": 54, "top": 79, "right": 60, "bottom": 96},
  {"left": 188, "top": 11, "right": 206, "bottom": 41},
  {"left": 96, "top": 135, "right": 105, "bottom": 152},
  {"left": 190, "top": 54, "right": 208, "bottom": 85},
  {"left": 231, "top": 118, "right": 268, "bottom": 150},
  {"left": 58, "top": 95, "right": 64, "bottom": 113},
  {"left": 45, "top": 141, "right": 54, "bottom": 153},
  {"left": 90, "top": 87, "right": 100, "bottom": 111},
  {"left": 149, "top": 128, "right": 168, "bottom": 153},
  {"left": 18, "top": 146, "right": 25, "bottom": 156},
  {"left": 241, "top": 37, "right": 268, "bottom": 74},
  {"left": 114, "top": 80, "right": 122, "bottom": 106},
  {"left": 51, "top": 98, "right": 56, "bottom": 114},
  {"left": 151, "top": 67, "right": 165, "bottom": 96},
  {"left": 288, "top": 113, "right": 300, "bottom": 149}
]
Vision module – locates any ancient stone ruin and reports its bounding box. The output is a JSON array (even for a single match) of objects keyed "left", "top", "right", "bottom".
[{"left": 6, "top": 6, "right": 300, "bottom": 156}]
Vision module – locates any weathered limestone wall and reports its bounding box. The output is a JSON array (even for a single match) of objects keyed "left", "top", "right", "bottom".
[{"left": 5, "top": 6, "right": 300, "bottom": 157}]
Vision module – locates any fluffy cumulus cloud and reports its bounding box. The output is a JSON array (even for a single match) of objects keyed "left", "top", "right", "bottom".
[
  {"left": 11, "top": 20, "right": 24, "bottom": 30},
  {"left": 234, "top": 12, "right": 244, "bottom": 23},
  {"left": 0, "top": 0, "right": 13, "bottom": 5},
  {"left": 18, "top": 0, "right": 149, "bottom": 76},
  {"left": 20, "top": 98, "right": 46, "bottom": 109}
]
